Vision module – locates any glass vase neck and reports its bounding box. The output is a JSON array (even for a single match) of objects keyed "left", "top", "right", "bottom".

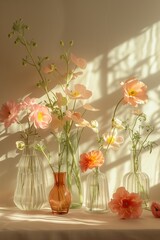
[
  {"left": 130, "top": 149, "right": 141, "bottom": 173},
  {"left": 54, "top": 172, "right": 66, "bottom": 185}
]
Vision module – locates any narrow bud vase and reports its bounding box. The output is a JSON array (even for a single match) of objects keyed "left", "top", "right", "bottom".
[{"left": 49, "top": 172, "right": 71, "bottom": 214}]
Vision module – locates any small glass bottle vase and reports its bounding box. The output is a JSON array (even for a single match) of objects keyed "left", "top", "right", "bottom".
[
  {"left": 123, "top": 151, "right": 150, "bottom": 207},
  {"left": 85, "top": 168, "right": 109, "bottom": 213},
  {"left": 49, "top": 172, "right": 71, "bottom": 214},
  {"left": 14, "top": 143, "right": 48, "bottom": 210}
]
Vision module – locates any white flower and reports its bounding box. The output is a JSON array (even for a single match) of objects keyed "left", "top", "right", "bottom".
[{"left": 16, "top": 141, "right": 25, "bottom": 150}]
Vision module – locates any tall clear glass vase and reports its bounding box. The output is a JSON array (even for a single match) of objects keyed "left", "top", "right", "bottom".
[
  {"left": 13, "top": 141, "right": 48, "bottom": 210},
  {"left": 85, "top": 168, "right": 109, "bottom": 213},
  {"left": 123, "top": 150, "right": 150, "bottom": 208},
  {"left": 58, "top": 129, "right": 83, "bottom": 209}
]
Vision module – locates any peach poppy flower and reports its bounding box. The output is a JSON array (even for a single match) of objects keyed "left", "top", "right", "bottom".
[
  {"left": 66, "top": 110, "right": 91, "bottom": 128},
  {"left": 79, "top": 150, "right": 104, "bottom": 172},
  {"left": 29, "top": 104, "right": 52, "bottom": 129},
  {"left": 0, "top": 100, "right": 20, "bottom": 127},
  {"left": 66, "top": 84, "right": 92, "bottom": 99},
  {"left": 108, "top": 187, "right": 143, "bottom": 219},
  {"left": 70, "top": 53, "right": 87, "bottom": 69},
  {"left": 102, "top": 130, "right": 124, "bottom": 150},
  {"left": 121, "top": 78, "right": 148, "bottom": 107},
  {"left": 151, "top": 202, "right": 160, "bottom": 218},
  {"left": 83, "top": 104, "right": 99, "bottom": 111}
]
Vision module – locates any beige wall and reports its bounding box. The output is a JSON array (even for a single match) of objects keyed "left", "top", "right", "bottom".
[{"left": 0, "top": 0, "right": 160, "bottom": 207}]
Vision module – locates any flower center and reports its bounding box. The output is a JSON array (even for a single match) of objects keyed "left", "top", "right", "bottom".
[
  {"left": 128, "top": 89, "right": 136, "bottom": 96},
  {"left": 122, "top": 199, "right": 130, "bottom": 208},
  {"left": 107, "top": 136, "right": 115, "bottom": 144},
  {"left": 38, "top": 112, "right": 43, "bottom": 121},
  {"left": 71, "top": 91, "right": 81, "bottom": 97}
]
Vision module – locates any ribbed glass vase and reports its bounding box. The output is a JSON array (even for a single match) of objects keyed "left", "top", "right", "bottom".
[
  {"left": 123, "top": 150, "right": 150, "bottom": 208},
  {"left": 13, "top": 142, "right": 48, "bottom": 210},
  {"left": 85, "top": 168, "right": 109, "bottom": 213}
]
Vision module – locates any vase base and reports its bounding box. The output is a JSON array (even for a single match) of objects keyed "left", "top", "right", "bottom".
[
  {"left": 51, "top": 211, "right": 69, "bottom": 215},
  {"left": 85, "top": 207, "right": 108, "bottom": 213},
  {"left": 70, "top": 202, "right": 82, "bottom": 209}
]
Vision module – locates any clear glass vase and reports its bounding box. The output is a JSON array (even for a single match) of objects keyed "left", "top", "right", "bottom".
[
  {"left": 49, "top": 172, "right": 71, "bottom": 214},
  {"left": 85, "top": 168, "right": 109, "bottom": 213},
  {"left": 58, "top": 129, "right": 83, "bottom": 209},
  {"left": 123, "top": 150, "right": 150, "bottom": 208},
  {"left": 13, "top": 142, "right": 48, "bottom": 210}
]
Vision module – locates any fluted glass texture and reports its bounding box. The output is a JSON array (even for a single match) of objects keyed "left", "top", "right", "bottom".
[
  {"left": 85, "top": 169, "right": 109, "bottom": 213},
  {"left": 123, "top": 151, "right": 150, "bottom": 207},
  {"left": 13, "top": 146, "right": 47, "bottom": 210}
]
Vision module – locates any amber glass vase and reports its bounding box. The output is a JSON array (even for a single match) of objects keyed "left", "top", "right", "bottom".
[{"left": 49, "top": 172, "right": 71, "bottom": 214}]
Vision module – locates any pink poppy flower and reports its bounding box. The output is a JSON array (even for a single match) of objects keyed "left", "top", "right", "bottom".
[
  {"left": 29, "top": 104, "right": 52, "bottom": 129},
  {"left": 121, "top": 78, "right": 148, "bottom": 107},
  {"left": 108, "top": 187, "right": 143, "bottom": 219},
  {"left": 0, "top": 100, "right": 20, "bottom": 127},
  {"left": 79, "top": 150, "right": 104, "bottom": 172},
  {"left": 66, "top": 84, "right": 92, "bottom": 99},
  {"left": 102, "top": 130, "right": 124, "bottom": 150},
  {"left": 70, "top": 53, "right": 87, "bottom": 69},
  {"left": 151, "top": 202, "right": 160, "bottom": 218}
]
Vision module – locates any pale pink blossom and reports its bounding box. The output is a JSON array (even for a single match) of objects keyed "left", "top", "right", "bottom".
[
  {"left": 0, "top": 100, "right": 20, "bottom": 127},
  {"left": 121, "top": 78, "right": 148, "bottom": 107},
  {"left": 29, "top": 104, "right": 52, "bottom": 129},
  {"left": 71, "top": 71, "right": 83, "bottom": 80},
  {"left": 66, "top": 110, "right": 91, "bottom": 128},
  {"left": 70, "top": 53, "right": 87, "bottom": 69},
  {"left": 83, "top": 104, "right": 99, "bottom": 111},
  {"left": 50, "top": 114, "right": 66, "bottom": 132},
  {"left": 56, "top": 93, "right": 67, "bottom": 107},
  {"left": 151, "top": 202, "right": 160, "bottom": 218},
  {"left": 79, "top": 150, "right": 104, "bottom": 172},
  {"left": 20, "top": 96, "right": 37, "bottom": 109},
  {"left": 108, "top": 187, "right": 143, "bottom": 219},
  {"left": 102, "top": 130, "right": 124, "bottom": 150},
  {"left": 66, "top": 84, "right": 92, "bottom": 99}
]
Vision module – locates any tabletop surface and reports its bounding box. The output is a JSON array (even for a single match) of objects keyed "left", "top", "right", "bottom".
[{"left": 0, "top": 207, "right": 160, "bottom": 240}]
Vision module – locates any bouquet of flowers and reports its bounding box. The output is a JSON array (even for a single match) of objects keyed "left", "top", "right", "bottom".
[{"left": 8, "top": 19, "right": 98, "bottom": 208}]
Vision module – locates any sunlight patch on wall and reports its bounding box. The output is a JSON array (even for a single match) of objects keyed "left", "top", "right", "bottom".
[{"left": 107, "top": 21, "right": 160, "bottom": 95}]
